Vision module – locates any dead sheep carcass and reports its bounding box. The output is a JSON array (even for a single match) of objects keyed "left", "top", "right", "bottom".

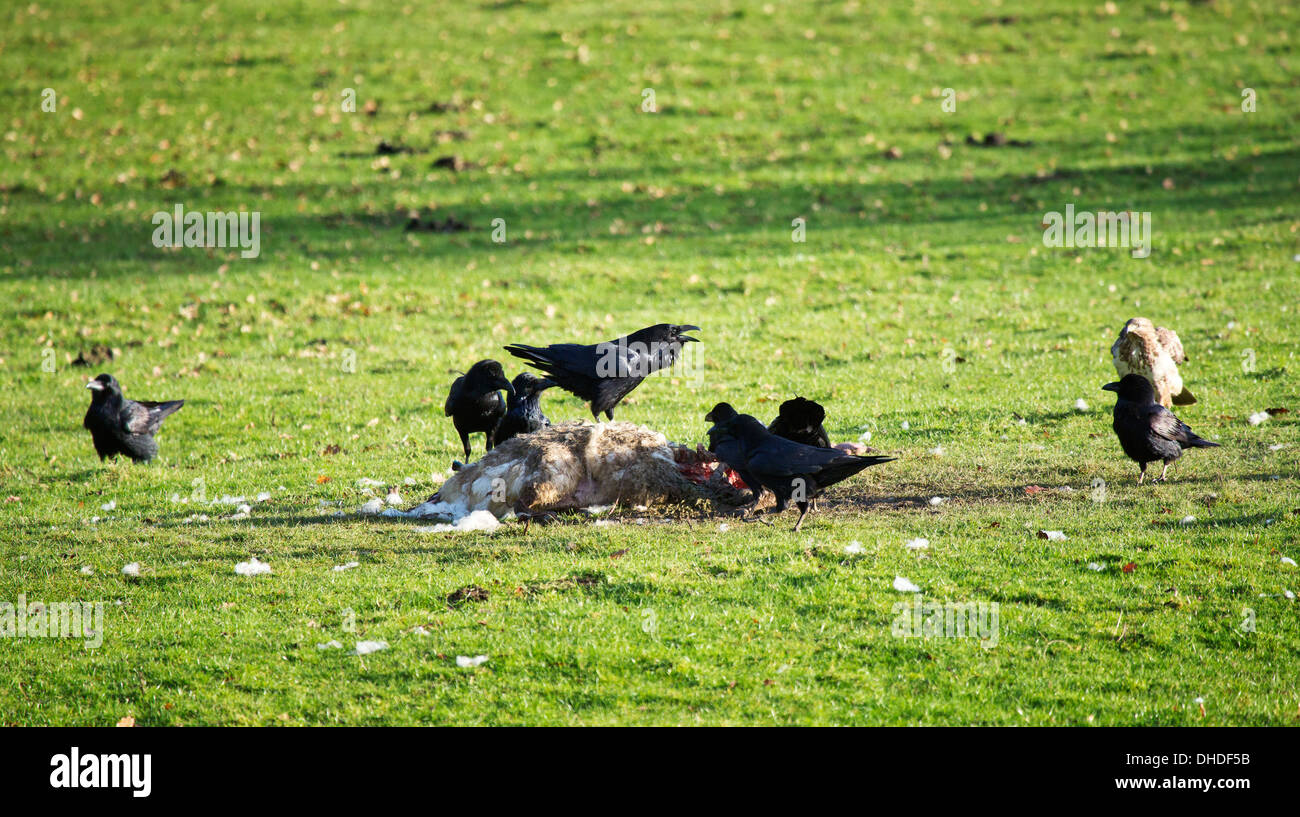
[{"left": 406, "top": 421, "right": 743, "bottom": 521}]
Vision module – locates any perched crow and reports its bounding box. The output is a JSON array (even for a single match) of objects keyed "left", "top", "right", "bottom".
[
  {"left": 83, "top": 373, "right": 184, "bottom": 462},
  {"left": 504, "top": 323, "right": 700, "bottom": 420},
  {"left": 1111, "top": 317, "right": 1194, "bottom": 407},
  {"left": 444, "top": 359, "right": 514, "bottom": 460},
  {"left": 1103, "top": 374, "right": 1219, "bottom": 483},
  {"left": 768, "top": 396, "right": 831, "bottom": 448},
  {"left": 708, "top": 413, "right": 894, "bottom": 531},
  {"left": 704, "top": 401, "right": 760, "bottom": 503},
  {"left": 495, "top": 372, "right": 556, "bottom": 445}
]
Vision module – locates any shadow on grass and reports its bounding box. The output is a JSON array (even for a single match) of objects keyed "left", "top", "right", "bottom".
[{"left": 5, "top": 139, "right": 1299, "bottom": 281}]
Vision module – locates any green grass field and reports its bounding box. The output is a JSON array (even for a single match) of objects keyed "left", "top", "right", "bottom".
[{"left": 2, "top": 0, "right": 1297, "bottom": 725}]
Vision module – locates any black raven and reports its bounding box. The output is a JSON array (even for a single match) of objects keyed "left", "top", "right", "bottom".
[
  {"left": 504, "top": 323, "right": 700, "bottom": 420},
  {"left": 1103, "top": 373, "right": 1219, "bottom": 484},
  {"left": 704, "top": 401, "right": 760, "bottom": 504},
  {"left": 768, "top": 396, "right": 831, "bottom": 448},
  {"left": 495, "top": 372, "right": 556, "bottom": 445},
  {"left": 444, "top": 359, "right": 514, "bottom": 460},
  {"left": 83, "top": 373, "right": 184, "bottom": 462},
  {"left": 708, "top": 413, "right": 894, "bottom": 531}
]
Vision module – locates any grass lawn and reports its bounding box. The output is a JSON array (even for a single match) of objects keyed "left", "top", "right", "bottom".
[{"left": 1, "top": 0, "right": 1297, "bottom": 725}]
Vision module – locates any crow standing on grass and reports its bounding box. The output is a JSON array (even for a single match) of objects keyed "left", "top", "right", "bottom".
[
  {"left": 494, "top": 372, "right": 557, "bottom": 445},
  {"left": 768, "top": 396, "right": 832, "bottom": 448},
  {"left": 504, "top": 323, "right": 700, "bottom": 420},
  {"left": 83, "top": 373, "right": 184, "bottom": 462},
  {"left": 1103, "top": 373, "right": 1219, "bottom": 484},
  {"left": 444, "top": 359, "right": 514, "bottom": 460},
  {"left": 707, "top": 413, "right": 894, "bottom": 531}
]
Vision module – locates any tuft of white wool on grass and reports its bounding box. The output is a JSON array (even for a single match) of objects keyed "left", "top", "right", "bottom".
[
  {"left": 355, "top": 478, "right": 385, "bottom": 489},
  {"left": 844, "top": 541, "right": 866, "bottom": 555},
  {"left": 234, "top": 557, "right": 271, "bottom": 577},
  {"left": 1074, "top": 398, "right": 1089, "bottom": 411},
  {"left": 317, "top": 640, "right": 343, "bottom": 650},
  {"left": 1180, "top": 516, "right": 1196, "bottom": 526},
  {"left": 256, "top": 492, "right": 272, "bottom": 502},
  {"left": 417, "top": 510, "right": 502, "bottom": 534},
  {"left": 121, "top": 562, "right": 141, "bottom": 577},
  {"left": 1088, "top": 562, "right": 1106, "bottom": 571},
  {"left": 351, "top": 641, "right": 388, "bottom": 656},
  {"left": 212, "top": 495, "right": 246, "bottom": 506},
  {"left": 901, "top": 421, "right": 910, "bottom": 430},
  {"left": 904, "top": 537, "right": 929, "bottom": 550},
  {"left": 893, "top": 576, "right": 921, "bottom": 593},
  {"left": 929, "top": 445, "right": 945, "bottom": 457},
  {"left": 357, "top": 498, "right": 385, "bottom": 516},
  {"left": 456, "top": 655, "right": 489, "bottom": 668},
  {"left": 1037, "top": 530, "right": 1067, "bottom": 541},
  {"left": 385, "top": 487, "right": 403, "bottom": 506},
  {"left": 80, "top": 565, "right": 94, "bottom": 575},
  {"left": 928, "top": 496, "right": 946, "bottom": 506},
  {"left": 332, "top": 561, "right": 360, "bottom": 572},
  {"left": 101, "top": 500, "right": 116, "bottom": 512},
  {"left": 1247, "top": 411, "right": 1270, "bottom": 426},
  {"left": 1281, "top": 557, "right": 1297, "bottom": 567}
]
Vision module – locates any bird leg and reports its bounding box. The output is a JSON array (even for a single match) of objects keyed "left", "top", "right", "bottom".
[
  {"left": 1137, "top": 463, "right": 1146, "bottom": 485},
  {"left": 459, "top": 432, "right": 471, "bottom": 461},
  {"left": 1155, "top": 461, "right": 1171, "bottom": 482},
  {"left": 791, "top": 502, "right": 811, "bottom": 532},
  {"left": 485, "top": 430, "right": 496, "bottom": 452}
]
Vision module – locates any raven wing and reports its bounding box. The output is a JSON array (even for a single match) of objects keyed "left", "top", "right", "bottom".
[
  {"left": 444, "top": 375, "right": 466, "bottom": 416},
  {"left": 745, "top": 436, "right": 845, "bottom": 478},
  {"left": 505, "top": 342, "right": 601, "bottom": 378},
  {"left": 1149, "top": 406, "right": 1195, "bottom": 445},
  {"left": 1150, "top": 406, "right": 1217, "bottom": 449},
  {"left": 121, "top": 399, "right": 183, "bottom": 435}
]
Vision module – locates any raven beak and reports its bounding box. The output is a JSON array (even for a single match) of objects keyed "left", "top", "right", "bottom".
[
  {"left": 496, "top": 378, "right": 515, "bottom": 397},
  {"left": 704, "top": 410, "right": 715, "bottom": 422},
  {"left": 678, "top": 324, "right": 701, "bottom": 343},
  {"left": 1101, "top": 382, "right": 1120, "bottom": 392},
  {"left": 538, "top": 378, "right": 557, "bottom": 391},
  {"left": 85, "top": 381, "right": 103, "bottom": 391}
]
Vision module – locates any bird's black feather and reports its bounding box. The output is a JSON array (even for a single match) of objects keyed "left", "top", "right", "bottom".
[
  {"left": 82, "top": 373, "right": 184, "bottom": 462},
  {"left": 767, "top": 396, "right": 831, "bottom": 448},
  {"left": 1103, "top": 374, "right": 1219, "bottom": 482},
  {"left": 444, "top": 359, "right": 513, "bottom": 460},
  {"left": 504, "top": 323, "right": 699, "bottom": 419},
  {"left": 708, "top": 413, "right": 893, "bottom": 530},
  {"left": 704, "top": 402, "right": 760, "bottom": 499},
  {"left": 495, "top": 372, "right": 556, "bottom": 445}
]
